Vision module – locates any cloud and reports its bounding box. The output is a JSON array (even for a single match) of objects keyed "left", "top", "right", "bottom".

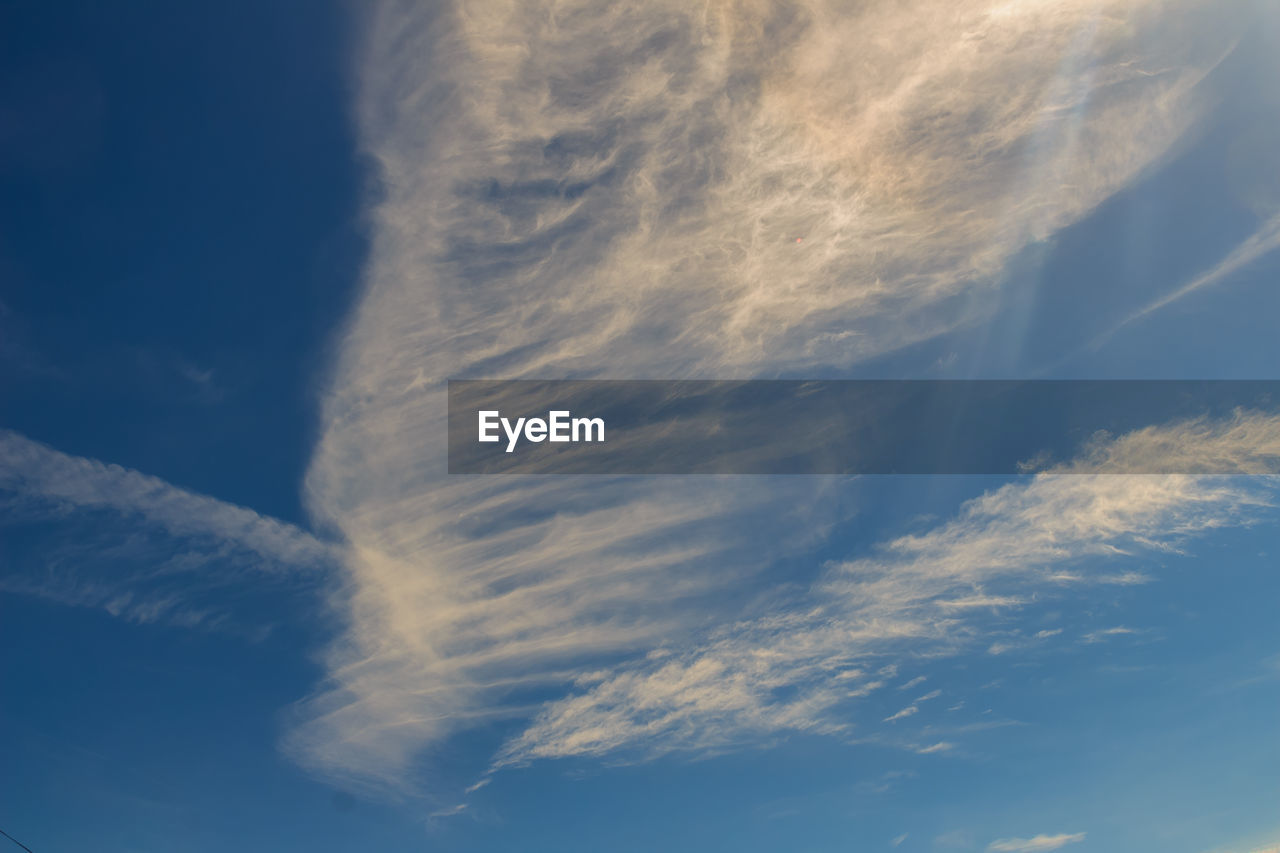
[
  {"left": 293, "top": 0, "right": 1262, "bottom": 794},
  {"left": 428, "top": 803, "right": 469, "bottom": 819},
  {"left": 915, "top": 742, "right": 954, "bottom": 754},
  {"left": 1081, "top": 626, "right": 1140, "bottom": 644},
  {"left": 938, "top": 595, "right": 1026, "bottom": 610},
  {"left": 988, "top": 833, "right": 1086, "bottom": 852},
  {"left": 885, "top": 706, "right": 920, "bottom": 723},
  {"left": 344, "top": 0, "right": 1239, "bottom": 377},
  {"left": 0, "top": 430, "right": 335, "bottom": 632},
  {"left": 1097, "top": 211, "right": 1280, "bottom": 347},
  {"left": 0, "top": 430, "right": 335, "bottom": 571},
  {"left": 493, "top": 417, "right": 1276, "bottom": 768}
]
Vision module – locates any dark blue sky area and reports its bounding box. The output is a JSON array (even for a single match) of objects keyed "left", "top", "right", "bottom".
[{"left": 0, "top": 0, "right": 368, "bottom": 526}]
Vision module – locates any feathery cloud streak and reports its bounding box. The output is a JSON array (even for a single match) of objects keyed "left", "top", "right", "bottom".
[
  {"left": 298, "top": 0, "right": 1257, "bottom": 791},
  {"left": 497, "top": 415, "right": 1277, "bottom": 765},
  {"left": 988, "top": 833, "right": 1086, "bottom": 853},
  {"left": 0, "top": 430, "right": 333, "bottom": 570},
  {"left": 0, "top": 430, "right": 335, "bottom": 632}
]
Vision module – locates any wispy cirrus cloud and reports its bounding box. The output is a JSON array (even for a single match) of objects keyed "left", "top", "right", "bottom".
[
  {"left": 0, "top": 429, "right": 334, "bottom": 570},
  {"left": 988, "top": 833, "right": 1086, "bottom": 852},
  {"left": 915, "top": 742, "right": 954, "bottom": 755},
  {"left": 1138, "top": 212, "right": 1280, "bottom": 318},
  {"left": 494, "top": 421, "right": 1276, "bottom": 768},
  {"left": 1081, "top": 626, "right": 1141, "bottom": 644},
  {"left": 1091, "top": 211, "right": 1280, "bottom": 352},
  {"left": 0, "top": 430, "right": 335, "bottom": 634},
  {"left": 885, "top": 705, "right": 920, "bottom": 723},
  {"left": 292, "top": 0, "right": 1264, "bottom": 795}
]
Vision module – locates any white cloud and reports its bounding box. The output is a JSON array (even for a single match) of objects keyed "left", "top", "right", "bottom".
[
  {"left": 494, "top": 419, "right": 1276, "bottom": 768},
  {"left": 885, "top": 705, "right": 920, "bottom": 723},
  {"left": 915, "top": 742, "right": 954, "bottom": 754},
  {"left": 0, "top": 430, "right": 335, "bottom": 571},
  {"left": 428, "top": 803, "right": 468, "bottom": 819},
  {"left": 0, "top": 430, "right": 335, "bottom": 633},
  {"left": 292, "top": 0, "right": 1265, "bottom": 793},
  {"left": 1099, "top": 212, "right": 1280, "bottom": 346},
  {"left": 1081, "top": 626, "right": 1140, "bottom": 644},
  {"left": 938, "top": 596, "right": 1027, "bottom": 610},
  {"left": 988, "top": 833, "right": 1086, "bottom": 852}
]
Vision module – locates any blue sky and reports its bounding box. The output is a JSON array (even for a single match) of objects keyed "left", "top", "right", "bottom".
[{"left": 2, "top": 1, "right": 1280, "bottom": 852}]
